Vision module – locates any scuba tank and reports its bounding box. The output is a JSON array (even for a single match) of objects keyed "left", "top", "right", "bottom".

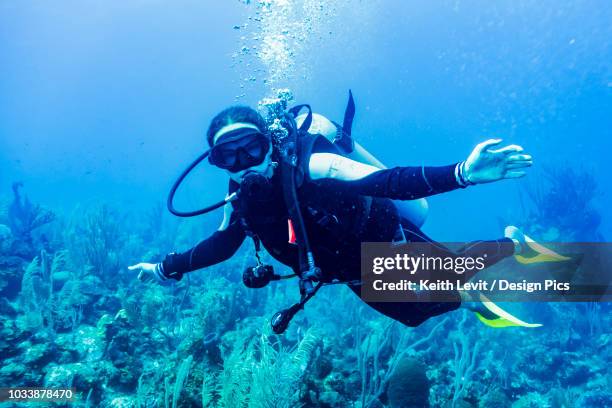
[{"left": 295, "top": 98, "right": 429, "bottom": 228}]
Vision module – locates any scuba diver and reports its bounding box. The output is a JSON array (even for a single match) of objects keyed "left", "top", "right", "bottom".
[{"left": 129, "top": 92, "right": 568, "bottom": 333}]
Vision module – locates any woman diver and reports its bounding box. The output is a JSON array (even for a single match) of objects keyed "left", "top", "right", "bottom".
[{"left": 129, "top": 98, "right": 564, "bottom": 333}]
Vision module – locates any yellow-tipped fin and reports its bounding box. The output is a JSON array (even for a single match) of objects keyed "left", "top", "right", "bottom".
[
  {"left": 475, "top": 293, "right": 542, "bottom": 328},
  {"left": 514, "top": 234, "right": 571, "bottom": 265}
]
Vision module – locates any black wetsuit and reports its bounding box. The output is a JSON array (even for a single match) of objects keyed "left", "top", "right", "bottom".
[{"left": 163, "top": 136, "right": 515, "bottom": 327}]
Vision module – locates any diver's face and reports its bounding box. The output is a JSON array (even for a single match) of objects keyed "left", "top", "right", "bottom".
[{"left": 225, "top": 144, "right": 275, "bottom": 183}]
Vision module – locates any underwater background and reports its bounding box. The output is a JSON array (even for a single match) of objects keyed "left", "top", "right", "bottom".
[{"left": 0, "top": 1, "right": 610, "bottom": 407}]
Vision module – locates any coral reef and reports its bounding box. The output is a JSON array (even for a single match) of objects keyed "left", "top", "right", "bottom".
[{"left": 0, "top": 196, "right": 609, "bottom": 407}]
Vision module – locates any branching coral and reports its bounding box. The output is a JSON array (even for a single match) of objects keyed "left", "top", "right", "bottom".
[
  {"left": 450, "top": 311, "right": 481, "bottom": 408},
  {"left": 64, "top": 205, "right": 123, "bottom": 286},
  {"left": 356, "top": 317, "right": 447, "bottom": 408},
  {"left": 162, "top": 355, "right": 193, "bottom": 408},
  {"left": 17, "top": 250, "right": 57, "bottom": 336},
  {"left": 249, "top": 330, "right": 318, "bottom": 407},
  {"left": 520, "top": 165, "right": 602, "bottom": 241},
  {"left": 18, "top": 256, "right": 46, "bottom": 331},
  {"left": 7, "top": 182, "right": 55, "bottom": 255},
  {"left": 198, "top": 327, "right": 318, "bottom": 407}
]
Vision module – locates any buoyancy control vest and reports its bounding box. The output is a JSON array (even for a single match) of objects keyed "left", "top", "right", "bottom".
[
  {"left": 229, "top": 128, "right": 379, "bottom": 277},
  {"left": 231, "top": 100, "right": 397, "bottom": 334}
]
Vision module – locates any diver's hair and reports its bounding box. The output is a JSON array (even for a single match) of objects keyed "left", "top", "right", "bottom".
[{"left": 206, "top": 106, "right": 267, "bottom": 146}]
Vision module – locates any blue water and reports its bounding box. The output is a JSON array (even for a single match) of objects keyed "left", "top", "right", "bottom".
[
  {"left": 2, "top": 1, "right": 610, "bottom": 236},
  {"left": 0, "top": 1, "right": 610, "bottom": 407}
]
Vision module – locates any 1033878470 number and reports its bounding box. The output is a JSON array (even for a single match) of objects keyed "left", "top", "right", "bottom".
[{"left": 0, "top": 388, "right": 75, "bottom": 402}]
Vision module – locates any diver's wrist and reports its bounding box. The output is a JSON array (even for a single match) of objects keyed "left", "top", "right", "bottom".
[
  {"left": 153, "top": 262, "right": 168, "bottom": 282},
  {"left": 454, "top": 163, "right": 464, "bottom": 186},
  {"left": 455, "top": 161, "right": 475, "bottom": 187},
  {"left": 160, "top": 254, "right": 184, "bottom": 281}
]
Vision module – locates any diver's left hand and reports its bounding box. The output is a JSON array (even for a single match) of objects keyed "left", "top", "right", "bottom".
[{"left": 463, "top": 139, "right": 532, "bottom": 184}]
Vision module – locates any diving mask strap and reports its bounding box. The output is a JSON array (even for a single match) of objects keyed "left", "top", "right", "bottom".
[{"left": 212, "top": 122, "right": 261, "bottom": 144}]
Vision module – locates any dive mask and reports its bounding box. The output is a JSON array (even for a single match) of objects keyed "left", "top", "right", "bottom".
[{"left": 208, "top": 130, "right": 270, "bottom": 173}]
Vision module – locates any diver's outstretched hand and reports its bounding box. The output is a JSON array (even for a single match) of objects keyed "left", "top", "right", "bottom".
[
  {"left": 128, "top": 262, "right": 167, "bottom": 284},
  {"left": 464, "top": 139, "right": 532, "bottom": 184}
]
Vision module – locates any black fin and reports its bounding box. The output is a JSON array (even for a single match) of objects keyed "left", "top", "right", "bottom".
[
  {"left": 335, "top": 90, "right": 356, "bottom": 153},
  {"left": 342, "top": 89, "right": 355, "bottom": 138}
]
